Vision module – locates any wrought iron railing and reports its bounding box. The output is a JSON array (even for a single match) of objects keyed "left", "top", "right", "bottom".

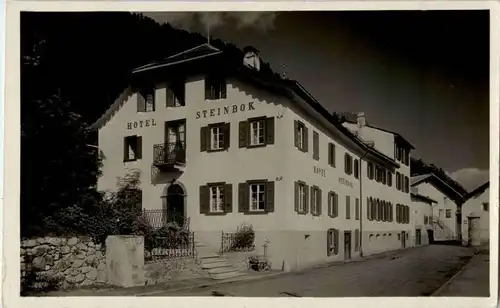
[
  {"left": 220, "top": 231, "right": 255, "bottom": 255},
  {"left": 153, "top": 141, "right": 186, "bottom": 166},
  {"left": 142, "top": 209, "right": 190, "bottom": 231},
  {"left": 145, "top": 231, "right": 196, "bottom": 262}
]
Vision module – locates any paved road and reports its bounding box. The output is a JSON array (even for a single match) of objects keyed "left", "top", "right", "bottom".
[{"left": 152, "top": 244, "right": 475, "bottom": 297}]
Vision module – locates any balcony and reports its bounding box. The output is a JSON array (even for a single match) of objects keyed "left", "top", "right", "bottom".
[{"left": 153, "top": 141, "right": 186, "bottom": 172}]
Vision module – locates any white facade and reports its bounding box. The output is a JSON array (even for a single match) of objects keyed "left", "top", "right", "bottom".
[
  {"left": 95, "top": 44, "right": 423, "bottom": 271},
  {"left": 461, "top": 183, "right": 490, "bottom": 245}
]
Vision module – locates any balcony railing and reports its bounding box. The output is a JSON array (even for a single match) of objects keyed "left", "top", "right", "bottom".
[{"left": 153, "top": 141, "right": 186, "bottom": 166}]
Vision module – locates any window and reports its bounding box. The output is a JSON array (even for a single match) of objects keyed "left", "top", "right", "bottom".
[
  {"left": 396, "top": 172, "right": 401, "bottom": 190},
  {"left": 327, "top": 228, "right": 339, "bottom": 256},
  {"left": 201, "top": 123, "right": 230, "bottom": 152},
  {"left": 328, "top": 143, "right": 336, "bottom": 167},
  {"left": 137, "top": 87, "right": 155, "bottom": 112},
  {"left": 294, "top": 120, "right": 307, "bottom": 152},
  {"left": 205, "top": 75, "right": 227, "bottom": 100},
  {"left": 445, "top": 209, "right": 452, "bottom": 218},
  {"left": 238, "top": 180, "right": 274, "bottom": 214},
  {"left": 166, "top": 79, "right": 186, "bottom": 107},
  {"left": 313, "top": 131, "right": 320, "bottom": 160},
  {"left": 239, "top": 117, "right": 274, "bottom": 148},
  {"left": 387, "top": 171, "right": 392, "bottom": 187},
  {"left": 438, "top": 209, "right": 444, "bottom": 218},
  {"left": 123, "top": 135, "right": 142, "bottom": 162},
  {"left": 483, "top": 202, "right": 489, "bottom": 212},
  {"left": 424, "top": 215, "right": 428, "bottom": 225},
  {"left": 295, "top": 181, "right": 308, "bottom": 214},
  {"left": 367, "top": 162, "right": 374, "bottom": 180},
  {"left": 355, "top": 198, "right": 360, "bottom": 220},
  {"left": 381, "top": 168, "right": 386, "bottom": 184},
  {"left": 404, "top": 176, "right": 409, "bottom": 193},
  {"left": 250, "top": 183, "right": 266, "bottom": 211},
  {"left": 354, "top": 160, "right": 359, "bottom": 179},
  {"left": 210, "top": 185, "right": 225, "bottom": 213},
  {"left": 344, "top": 154, "right": 353, "bottom": 175},
  {"left": 250, "top": 118, "right": 265, "bottom": 146},
  {"left": 199, "top": 183, "right": 232, "bottom": 215},
  {"left": 346, "top": 195, "right": 351, "bottom": 219},
  {"left": 367, "top": 197, "right": 373, "bottom": 221},
  {"left": 310, "top": 186, "right": 322, "bottom": 216},
  {"left": 328, "top": 191, "right": 339, "bottom": 218}
]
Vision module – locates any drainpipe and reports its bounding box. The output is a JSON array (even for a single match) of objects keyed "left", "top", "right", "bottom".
[{"left": 359, "top": 150, "right": 369, "bottom": 258}]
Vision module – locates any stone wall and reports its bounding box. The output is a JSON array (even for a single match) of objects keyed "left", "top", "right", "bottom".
[
  {"left": 144, "top": 258, "right": 208, "bottom": 285},
  {"left": 21, "top": 236, "right": 108, "bottom": 290}
]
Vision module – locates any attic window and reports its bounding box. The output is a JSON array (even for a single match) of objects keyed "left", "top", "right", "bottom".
[
  {"left": 483, "top": 202, "right": 489, "bottom": 212},
  {"left": 137, "top": 86, "right": 155, "bottom": 112},
  {"left": 205, "top": 75, "right": 227, "bottom": 100}
]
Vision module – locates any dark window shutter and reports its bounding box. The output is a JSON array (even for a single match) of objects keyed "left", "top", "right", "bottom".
[
  {"left": 137, "top": 91, "right": 146, "bottom": 112},
  {"left": 334, "top": 229, "right": 339, "bottom": 255},
  {"left": 200, "top": 126, "right": 208, "bottom": 152},
  {"left": 224, "top": 123, "right": 231, "bottom": 150},
  {"left": 166, "top": 86, "right": 174, "bottom": 107},
  {"left": 346, "top": 195, "right": 351, "bottom": 219},
  {"left": 123, "top": 137, "right": 128, "bottom": 161},
  {"left": 294, "top": 182, "right": 299, "bottom": 213},
  {"left": 265, "top": 181, "right": 275, "bottom": 212},
  {"left": 205, "top": 76, "right": 212, "bottom": 99},
  {"left": 199, "top": 185, "right": 210, "bottom": 214},
  {"left": 334, "top": 193, "right": 338, "bottom": 217},
  {"left": 367, "top": 197, "right": 371, "bottom": 220},
  {"left": 224, "top": 184, "right": 233, "bottom": 213},
  {"left": 327, "top": 230, "right": 332, "bottom": 256},
  {"left": 328, "top": 143, "right": 333, "bottom": 166},
  {"left": 313, "top": 131, "right": 319, "bottom": 160},
  {"left": 136, "top": 136, "right": 142, "bottom": 159},
  {"left": 238, "top": 183, "right": 248, "bottom": 213},
  {"left": 317, "top": 188, "right": 322, "bottom": 215},
  {"left": 266, "top": 117, "right": 275, "bottom": 145},
  {"left": 355, "top": 229, "right": 359, "bottom": 252},
  {"left": 294, "top": 120, "right": 299, "bottom": 148},
  {"left": 328, "top": 192, "right": 332, "bottom": 217},
  {"left": 303, "top": 126, "right": 309, "bottom": 152},
  {"left": 304, "top": 184, "right": 310, "bottom": 213},
  {"left": 355, "top": 198, "right": 360, "bottom": 220},
  {"left": 220, "top": 80, "right": 227, "bottom": 99},
  {"left": 239, "top": 121, "right": 249, "bottom": 148}
]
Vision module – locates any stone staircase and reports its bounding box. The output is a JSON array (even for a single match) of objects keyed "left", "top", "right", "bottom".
[{"left": 195, "top": 240, "right": 247, "bottom": 281}]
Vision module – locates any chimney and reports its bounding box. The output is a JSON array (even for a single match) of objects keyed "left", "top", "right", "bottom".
[{"left": 357, "top": 112, "right": 366, "bottom": 128}]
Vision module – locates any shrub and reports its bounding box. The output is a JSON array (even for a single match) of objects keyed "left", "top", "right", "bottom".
[{"left": 231, "top": 223, "right": 255, "bottom": 250}]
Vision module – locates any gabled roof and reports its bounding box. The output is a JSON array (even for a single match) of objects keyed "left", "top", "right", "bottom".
[
  {"left": 411, "top": 193, "right": 438, "bottom": 204},
  {"left": 463, "top": 181, "right": 490, "bottom": 202},
  {"left": 89, "top": 86, "right": 134, "bottom": 130},
  {"left": 89, "top": 43, "right": 399, "bottom": 168},
  {"left": 338, "top": 112, "right": 415, "bottom": 149},
  {"left": 410, "top": 173, "right": 465, "bottom": 203}
]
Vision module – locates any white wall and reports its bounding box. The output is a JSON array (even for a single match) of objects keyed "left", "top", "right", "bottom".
[
  {"left": 410, "top": 196, "right": 433, "bottom": 245},
  {"left": 462, "top": 187, "right": 490, "bottom": 244}
]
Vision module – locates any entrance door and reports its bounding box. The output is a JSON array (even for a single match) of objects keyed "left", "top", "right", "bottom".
[
  {"left": 401, "top": 231, "right": 406, "bottom": 248},
  {"left": 416, "top": 229, "right": 421, "bottom": 245},
  {"left": 344, "top": 231, "right": 352, "bottom": 260},
  {"left": 427, "top": 229, "right": 434, "bottom": 244},
  {"left": 166, "top": 184, "right": 185, "bottom": 227}
]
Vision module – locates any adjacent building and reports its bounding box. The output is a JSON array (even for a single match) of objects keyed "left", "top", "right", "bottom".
[
  {"left": 92, "top": 42, "right": 441, "bottom": 271},
  {"left": 461, "top": 181, "right": 490, "bottom": 246}
]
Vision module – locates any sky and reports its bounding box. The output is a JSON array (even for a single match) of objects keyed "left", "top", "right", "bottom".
[{"left": 144, "top": 11, "right": 490, "bottom": 191}]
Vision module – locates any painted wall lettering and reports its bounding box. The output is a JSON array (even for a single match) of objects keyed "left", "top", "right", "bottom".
[
  {"left": 127, "top": 119, "right": 157, "bottom": 130},
  {"left": 196, "top": 102, "right": 256, "bottom": 119},
  {"left": 313, "top": 166, "right": 326, "bottom": 177},
  {"left": 339, "top": 177, "right": 354, "bottom": 188}
]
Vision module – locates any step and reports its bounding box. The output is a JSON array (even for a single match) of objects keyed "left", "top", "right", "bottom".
[
  {"left": 200, "top": 257, "right": 227, "bottom": 264},
  {"left": 208, "top": 266, "right": 239, "bottom": 275},
  {"left": 201, "top": 261, "right": 232, "bottom": 269},
  {"left": 198, "top": 253, "right": 220, "bottom": 259},
  {"left": 210, "top": 271, "right": 247, "bottom": 280}
]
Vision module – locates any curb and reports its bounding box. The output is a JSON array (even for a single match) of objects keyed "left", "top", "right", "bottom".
[{"left": 430, "top": 253, "right": 476, "bottom": 296}]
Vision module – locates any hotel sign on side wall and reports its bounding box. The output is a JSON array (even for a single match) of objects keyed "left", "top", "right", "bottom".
[
  {"left": 196, "top": 102, "right": 256, "bottom": 119},
  {"left": 314, "top": 166, "right": 326, "bottom": 177},
  {"left": 339, "top": 177, "right": 354, "bottom": 188},
  {"left": 126, "top": 119, "right": 157, "bottom": 130}
]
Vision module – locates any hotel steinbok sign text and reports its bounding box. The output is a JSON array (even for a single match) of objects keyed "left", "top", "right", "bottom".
[
  {"left": 126, "top": 119, "right": 157, "bottom": 130},
  {"left": 196, "top": 102, "right": 256, "bottom": 119}
]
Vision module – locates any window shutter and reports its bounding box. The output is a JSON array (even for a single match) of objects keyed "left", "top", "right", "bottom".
[
  {"left": 166, "top": 86, "right": 174, "bottom": 107},
  {"left": 137, "top": 91, "right": 146, "bottom": 112},
  {"left": 367, "top": 197, "right": 371, "bottom": 220},
  {"left": 199, "top": 185, "right": 210, "bottom": 214},
  {"left": 303, "top": 126, "right": 309, "bottom": 152},
  {"left": 265, "top": 181, "right": 275, "bottom": 213},
  {"left": 328, "top": 192, "right": 332, "bottom": 217},
  {"left": 327, "top": 230, "right": 332, "bottom": 256},
  {"left": 224, "top": 123, "right": 231, "bottom": 150},
  {"left": 204, "top": 77, "right": 212, "bottom": 100},
  {"left": 310, "top": 187, "right": 315, "bottom": 215},
  {"left": 294, "top": 182, "right": 299, "bottom": 213},
  {"left": 355, "top": 198, "right": 360, "bottom": 220},
  {"left": 334, "top": 229, "right": 339, "bottom": 255},
  {"left": 346, "top": 195, "right": 351, "bottom": 219},
  {"left": 355, "top": 229, "right": 359, "bottom": 252},
  {"left": 136, "top": 136, "right": 142, "bottom": 159},
  {"left": 224, "top": 184, "right": 233, "bottom": 213},
  {"left": 239, "top": 121, "right": 249, "bottom": 148},
  {"left": 334, "top": 193, "right": 338, "bottom": 218},
  {"left": 123, "top": 137, "right": 128, "bottom": 161},
  {"left": 317, "top": 188, "right": 322, "bottom": 215},
  {"left": 266, "top": 117, "right": 275, "bottom": 145},
  {"left": 313, "top": 131, "right": 319, "bottom": 160},
  {"left": 238, "top": 183, "right": 248, "bottom": 213},
  {"left": 294, "top": 120, "right": 299, "bottom": 148},
  {"left": 200, "top": 126, "right": 208, "bottom": 152},
  {"left": 304, "top": 184, "right": 310, "bottom": 214},
  {"left": 220, "top": 80, "right": 227, "bottom": 99}
]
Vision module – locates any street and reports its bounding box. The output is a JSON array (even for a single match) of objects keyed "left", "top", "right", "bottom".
[{"left": 149, "top": 244, "right": 478, "bottom": 297}]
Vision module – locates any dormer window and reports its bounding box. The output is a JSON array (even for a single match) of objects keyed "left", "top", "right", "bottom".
[
  {"left": 166, "top": 79, "right": 185, "bottom": 107},
  {"left": 137, "top": 86, "right": 155, "bottom": 112},
  {"left": 205, "top": 75, "right": 227, "bottom": 100}
]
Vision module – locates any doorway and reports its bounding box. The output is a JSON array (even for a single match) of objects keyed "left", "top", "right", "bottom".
[
  {"left": 416, "top": 229, "right": 421, "bottom": 245},
  {"left": 427, "top": 229, "right": 434, "bottom": 244},
  {"left": 401, "top": 231, "right": 406, "bottom": 248},
  {"left": 163, "top": 184, "right": 185, "bottom": 227},
  {"left": 164, "top": 119, "right": 186, "bottom": 163},
  {"left": 344, "top": 231, "right": 352, "bottom": 260}
]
